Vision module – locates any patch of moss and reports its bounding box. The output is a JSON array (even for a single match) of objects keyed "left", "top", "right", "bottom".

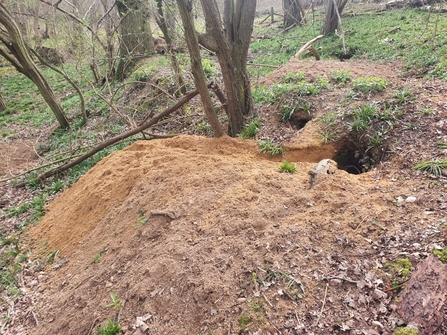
[
  {"left": 432, "top": 248, "right": 447, "bottom": 263},
  {"left": 393, "top": 327, "right": 418, "bottom": 335},
  {"left": 384, "top": 258, "right": 412, "bottom": 279}
]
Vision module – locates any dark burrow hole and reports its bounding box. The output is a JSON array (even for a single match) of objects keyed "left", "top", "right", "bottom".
[
  {"left": 287, "top": 111, "right": 313, "bottom": 130},
  {"left": 333, "top": 140, "right": 381, "bottom": 175}
]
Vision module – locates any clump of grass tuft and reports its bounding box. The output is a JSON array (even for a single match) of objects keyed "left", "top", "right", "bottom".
[
  {"left": 352, "top": 77, "right": 388, "bottom": 93},
  {"left": 279, "top": 160, "right": 296, "bottom": 173},
  {"left": 258, "top": 139, "right": 284, "bottom": 156},
  {"left": 97, "top": 319, "right": 121, "bottom": 335},
  {"left": 240, "top": 118, "right": 260, "bottom": 139},
  {"left": 413, "top": 159, "right": 447, "bottom": 176},
  {"left": 394, "top": 87, "right": 413, "bottom": 104}
]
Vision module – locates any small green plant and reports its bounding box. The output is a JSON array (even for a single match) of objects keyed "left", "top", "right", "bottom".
[
  {"left": 247, "top": 300, "right": 264, "bottom": 312},
  {"left": 281, "top": 105, "right": 296, "bottom": 121},
  {"left": 394, "top": 87, "right": 413, "bottom": 103},
  {"left": 238, "top": 315, "right": 252, "bottom": 332},
  {"left": 352, "top": 77, "right": 388, "bottom": 93},
  {"left": 258, "top": 139, "right": 284, "bottom": 156},
  {"left": 329, "top": 68, "right": 352, "bottom": 85},
  {"left": 315, "top": 75, "right": 330, "bottom": 89},
  {"left": 432, "top": 248, "right": 447, "bottom": 263},
  {"left": 417, "top": 107, "right": 433, "bottom": 115},
  {"left": 367, "top": 132, "right": 384, "bottom": 151},
  {"left": 106, "top": 291, "right": 122, "bottom": 311},
  {"left": 437, "top": 142, "right": 447, "bottom": 149},
  {"left": 97, "top": 319, "right": 121, "bottom": 335},
  {"left": 240, "top": 118, "right": 260, "bottom": 139},
  {"left": 279, "top": 160, "right": 296, "bottom": 173},
  {"left": 321, "top": 131, "right": 333, "bottom": 144},
  {"left": 48, "top": 180, "right": 64, "bottom": 195},
  {"left": 281, "top": 71, "right": 306, "bottom": 83},
  {"left": 202, "top": 58, "right": 219, "bottom": 79},
  {"left": 413, "top": 159, "right": 447, "bottom": 176}
]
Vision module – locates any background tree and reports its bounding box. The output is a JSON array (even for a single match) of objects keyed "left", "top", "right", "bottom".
[
  {"left": 114, "top": 0, "right": 155, "bottom": 80},
  {"left": 0, "top": 3, "right": 69, "bottom": 129},
  {"left": 176, "top": 0, "right": 223, "bottom": 137},
  {"left": 200, "top": 0, "right": 257, "bottom": 136},
  {"left": 283, "top": 0, "right": 304, "bottom": 28},
  {"left": 323, "top": 0, "right": 348, "bottom": 35}
]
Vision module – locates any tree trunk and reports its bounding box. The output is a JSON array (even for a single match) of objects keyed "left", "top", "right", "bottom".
[
  {"left": 115, "top": 0, "right": 155, "bottom": 81},
  {"left": 283, "top": 0, "right": 303, "bottom": 28},
  {"left": 155, "top": 0, "right": 186, "bottom": 95},
  {"left": 201, "top": 0, "right": 256, "bottom": 137},
  {"left": 176, "top": 0, "right": 224, "bottom": 137},
  {"left": 0, "top": 3, "right": 69, "bottom": 129},
  {"left": 33, "top": 1, "right": 41, "bottom": 46},
  {"left": 0, "top": 94, "right": 6, "bottom": 112},
  {"left": 322, "top": 0, "right": 348, "bottom": 35}
]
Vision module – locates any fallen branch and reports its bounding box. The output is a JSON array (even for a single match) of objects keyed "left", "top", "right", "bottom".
[
  {"left": 0, "top": 153, "right": 84, "bottom": 183},
  {"left": 294, "top": 35, "right": 323, "bottom": 59},
  {"left": 15, "top": 88, "right": 201, "bottom": 187}
]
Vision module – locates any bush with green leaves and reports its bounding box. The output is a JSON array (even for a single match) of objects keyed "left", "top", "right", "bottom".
[
  {"left": 352, "top": 77, "right": 388, "bottom": 93},
  {"left": 258, "top": 139, "right": 284, "bottom": 156}
]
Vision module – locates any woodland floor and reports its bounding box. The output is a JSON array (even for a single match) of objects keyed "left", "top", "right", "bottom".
[{"left": 1, "top": 58, "right": 447, "bottom": 335}]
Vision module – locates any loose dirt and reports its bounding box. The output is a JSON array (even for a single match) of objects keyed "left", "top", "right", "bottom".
[{"left": 2, "top": 59, "right": 447, "bottom": 334}]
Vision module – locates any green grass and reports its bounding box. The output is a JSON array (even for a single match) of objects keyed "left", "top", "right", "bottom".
[
  {"left": 413, "top": 159, "right": 447, "bottom": 176},
  {"left": 240, "top": 118, "right": 260, "bottom": 139},
  {"left": 97, "top": 319, "right": 121, "bottom": 335},
  {"left": 352, "top": 77, "right": 388, "bottom": 93},
  {"left": 258, "top": 139, "right": 284, "bottom": 156},
  {"left": 250, "top": 7, "right": 447, "bottom": 81},
  {"left": 279, "top": 160, "right": 297, "bottom": 173}
]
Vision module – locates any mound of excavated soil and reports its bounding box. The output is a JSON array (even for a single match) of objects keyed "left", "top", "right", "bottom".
[
  {"left": 5, "top": 58, "right": 445, "bottom": 334},
  {"left": 23, "top": 133, "right": 445, "bottom": 334}
]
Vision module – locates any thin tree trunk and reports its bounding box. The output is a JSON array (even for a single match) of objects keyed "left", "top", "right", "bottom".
[
  {"left": 0, "top": 3, "right": 69, "bottom": 129},
  {"left": 176, "top": 0, "right": 223, "bottom": 137},
  {"left": 283, "top": 0, "right": 303, "bottom": 28},
  {"left": 155, "top": 0, "right": 186, "bottom": 95}
]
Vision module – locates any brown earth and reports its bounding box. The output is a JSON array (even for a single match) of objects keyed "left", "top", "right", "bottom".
[{"left": 1, "top": 59, "right": 447, "bottom": 334}]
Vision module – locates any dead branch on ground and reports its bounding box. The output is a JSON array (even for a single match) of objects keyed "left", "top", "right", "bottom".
[
  {"left": 15, "top": 87, "right": 201, "bottom": 187},
  {"left": 294, "top": 35, "right": 324, "bottom": 59}
]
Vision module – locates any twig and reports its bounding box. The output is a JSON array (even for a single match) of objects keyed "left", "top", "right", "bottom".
[
  {"left": 314, "top": 283, "right": 328, "bottom": 327},
  {"left": 262, "top": 294, "right": 274, "bottom": 308},
  {"left": 87, "top": 318, "right": 98, "bottom": 335},
  {"left": 323, "top": 275, "right": 358, "bottom": 284}
]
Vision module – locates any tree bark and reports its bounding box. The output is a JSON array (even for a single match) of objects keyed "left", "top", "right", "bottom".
[
  {"left": 115, "top": 0, "right": 155, "bottom": 81},
  {"left": 0, "top": 3, "right": 69, "bottom": 129},
  {"left": 176, "top": 0, "right": 223, "bottom": 137},
  {"left": 201, "top": 0, "right": 256, "bottom": 137},
  {"left": 0, "top": 94, "right": 6, "bottom": 111},
  {"left": 155, "top": 0, "right": 186, "bottom": 95},
  {"left": 283, "top": 0, "right": 303, "bottom": 28},
  {"left": 322, "top": 0, "right": 348, "bottom": 35}
]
